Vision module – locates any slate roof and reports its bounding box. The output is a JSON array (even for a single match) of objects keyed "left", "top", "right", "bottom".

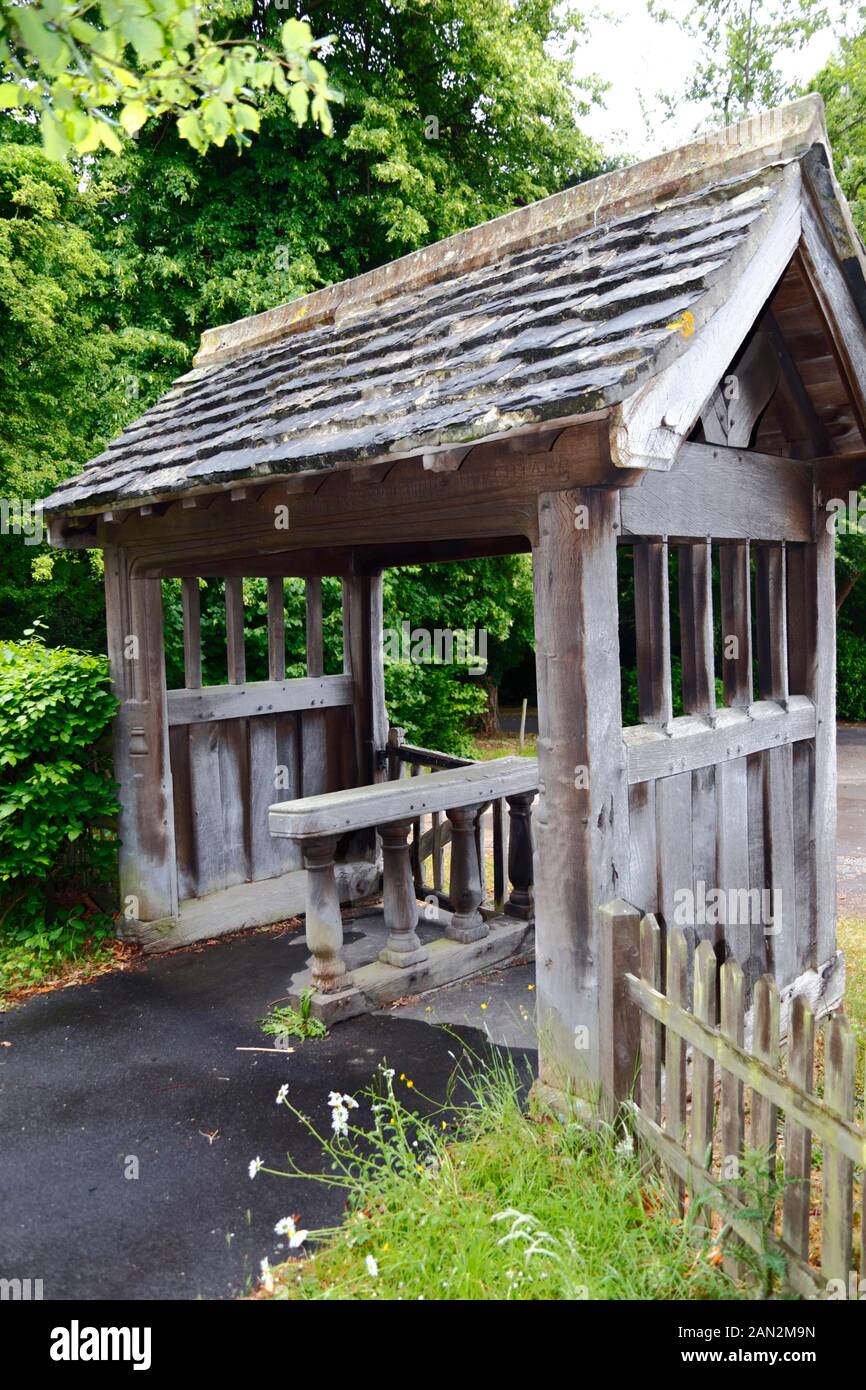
[{"left": 42, "top": 96, "right": 849, "bottom": 515}]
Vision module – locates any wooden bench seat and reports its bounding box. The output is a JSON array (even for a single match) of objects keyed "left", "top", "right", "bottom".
[{"left": 269, "top": 756, "right": 538, "bottom": 994}]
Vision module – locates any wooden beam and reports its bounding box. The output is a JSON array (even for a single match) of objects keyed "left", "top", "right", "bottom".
[
  {"left": 624, "top": 697, "right": 816, "bottom": 784},
  {"left": 764, "top": 310, "right": 833, "bottom": 458},
  {"left": 620, "top": 442, "right": 814, "bottom": 542},
  {"left": 799, "top": 195, "right": 866, "bottom": 441},
  {"left": 167, "top": 674, "right": 354, "bottom": 726}
]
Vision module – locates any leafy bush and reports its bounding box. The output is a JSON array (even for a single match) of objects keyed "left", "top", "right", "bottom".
[
  {"left": 837, "top": 628, "right": 866, "bottom": 722},
  {"left": 0, "top": 630, "right": 120, "bottom": 995},
  {"left": 384, "top": 661, "right": 487, "bottom": 758}
]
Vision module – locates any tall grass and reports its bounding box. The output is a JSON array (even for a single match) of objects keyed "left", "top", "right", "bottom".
[{"left": 254, "top": 1044, "right": 741, "bottom": 1301}]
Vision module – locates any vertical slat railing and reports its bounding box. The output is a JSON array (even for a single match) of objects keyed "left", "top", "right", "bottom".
[
  {"left": 665, "top": 927, "right": 689, "bottom": 1213},
  {"left": 267, "top": 575, "right": 286, "bottom": 681},
  {"left": 751, "top": 975, "right": 781, "bottom": 1183},
  {"left": 224, "top": 577, "right": 246, "bottom": 684},
  {"left": 720, "top": 957, "right": 746, "bottom": 1279},
  {"left": 717, "top": 543, "right": 753, "bottom": 977},
  {"left": 821, "top": 1014, "right": 856, "bottom": 1285},
  {"left": 690, "top": 940, "right": 717, "bottom": 1236},
  {"left": 181, "top": 576, "right": 201, "bottom": 689},
  {"left": 782, "top": 993, "right": 815, "bottom": 1262}
]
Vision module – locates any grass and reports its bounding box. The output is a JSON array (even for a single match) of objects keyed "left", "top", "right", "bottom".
[{"left": 254, "top": 1047, "right": 741, "bottom": 1301}]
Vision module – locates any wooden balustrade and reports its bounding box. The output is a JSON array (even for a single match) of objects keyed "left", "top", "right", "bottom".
[{"left": 269, "top": 754, "right": 537, "bottom": 993}]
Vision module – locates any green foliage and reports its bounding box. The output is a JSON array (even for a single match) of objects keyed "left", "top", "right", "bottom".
[
  {"left": 0, "top": 1, "right": 338, "bottom": 159},
  {"left": 384, "top": 660, "right": 487, "bottom": 757},
  {"left": 650, "top": 0, "right": 830, "bottom": 122},
  {"left": 811, "top": 11, "right": 866, "bottom": 238},
  {"left": 836, "top": 627, "right": 866, "bottom": 721},
  {"left": 0, "top": 629, "right": 119, "bottom": 995},
  {"left": 259, "top": 989, "right": 328, "bottom": 1042}
]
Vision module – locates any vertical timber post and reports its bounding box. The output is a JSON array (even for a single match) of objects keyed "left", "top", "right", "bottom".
[
  {"left": 104, "top": 547, "right": 178, "bottom": 933},
  {"left": 531, "top": 489, "right": 629, "bottom": 1100}
]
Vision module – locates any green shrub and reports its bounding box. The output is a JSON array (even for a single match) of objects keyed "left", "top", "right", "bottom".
[
  {"left": 0, "top": 630, "right": 120, "bottom": 994},
  {"left": 384, "top": 661, "right": 488, "bottom": 758},
  {"left": 837, "top": 628, "right": 866, "bottom": 722}
]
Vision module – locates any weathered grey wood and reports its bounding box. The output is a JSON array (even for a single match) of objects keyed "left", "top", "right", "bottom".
[
  {"left": 633, "top": 540, "right": 672, "bottom": 724},
  {"left": 305, "top": 576, "right": 324, "bottom": 676},
  {"left": 505, "top": 791, "right": 533, "bottom": 920},
  {"left": 104, "top": 551, "right": 178, "bottom": 923},
  {"left": 626, "top": 970, "right": 866, "bottom": 1167},
  {"left": 431, "top": 809, "right": 445, "bottom": 892},
  {"left": 188, "top": 721, "right": 227, "bottom": 896},
  {"left": 181, "top": 576, "right": 201, "bottom": 689},
  {"left": 725, "top": 326, "right": 780, "bottom": 448},
  {"left": 763, "top": 740, "right": 797, "bottom": 987},
  {"left": 679, "top": 540, "right": 715, "bottom": 715},
  {"left": 746, "top": 750, "right": 768, "bottom": 985},
  {"left": 446, "top": 805, "right": 487, "bottom": 943},
  {"left": 169, "top": 724, "right": 195, "bottom": 901},
  {"left": 821, "top": 1013, "right": 856, "bottom": 1285},
  {"left": 531, "top": 488, "right": 629, "bottom": 1095},
  {"left": 597, "top": 899, "right": 642, "bottom": 1121},
  {"left": 267, "top": 575, "right": 286, "bottom": 681},
  {"left": 691, "top": 940, "right": 717, "bottom": 1232},
  {"left": 343, "top": 573, "right": 387, "bottom": 787},
  {"left": 755, "top": 544, "right": 788, "bottom": 700},
  {"left": 623, "top": 697, "right": 815, "bottom": 784},
  {"left": 218, "top": 719, "right": 249, "bottom": 886},
  {"left": 719, "top": 542, "right": 752, "bottom": 707},
  {"left": 302, "top": 576, "right": 328, "bottom": 800},
  {"left": 664, "top": 926, "right": 689, "bottom": 1213},
  {"left": 628, "top": 781, "right": 658, "bottom": 915},
  {"left": 248, "top": 715, "right": 302, "bottom": 880},
  {"left": 224, "top": 576, "right": 246, "bottom": 684},
  {"left": 631, "top": 1106, "right": 823, "bottom": 1300},
  {"left": 782, "top": 993, "right": 815, "bottom": 1262},
  {"left": 167, "top": 674, "right": 353, "bottom": 726},
  {"left": 807, "top": 497, "right": 838, "bottom": 968},
  {"left": 751, "top": 975, "right": 780, "bottom": 1181},
  {"left": 715, "top": 757, "right": 751, "bottom": 967},
  {"left": 720, "top": 957, "right": 746, "bottom": 1278},
  {"left": 302, "top": 834, "right": 352, "bottom": 993},
  {"left": 620, "top": 443, "right": 814, "bottom": 542},
  {"left": 378, "top": 821, "right": 428, "bottom": 967},
  {"left": 764, "top": 309, "right": 833, "bottom": 457},
  {"left": 270, "top": 755, "right": 536, "bottom": 838},
  {"left": 655, "top": 772, "right": 692, "bottom": 940},
  {"left": 800, "top": 188, "right": 866, "bottom": 434},
  {"left": 638, "top": 914, "right": 663, "bottom": 1128}
]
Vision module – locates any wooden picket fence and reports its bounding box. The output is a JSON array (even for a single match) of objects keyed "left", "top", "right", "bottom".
[{"left": 604, "top": 909, "right": 866, "bottom": 1298}]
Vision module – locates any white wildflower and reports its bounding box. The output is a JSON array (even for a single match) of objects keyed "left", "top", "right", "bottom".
[
  {"left": 366, "top": 1254, "right": 379, "bottom": 1278},
  {"left": 275, "top": 1216, "right": 308, "bottom": 1249},
  {"left": 248, "top": 1157, "right": 263, "bottom": 1179},
  {"left": 276, "top": 1084, "right": 289, "bottom": 1105},
  {"left": 260, "top": 1257, "right": 274, "bottom": 1293}
]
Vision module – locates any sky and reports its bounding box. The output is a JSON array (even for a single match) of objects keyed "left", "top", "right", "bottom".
[{"left": 568, "top": 0, "right": 853, "bottom": 161}]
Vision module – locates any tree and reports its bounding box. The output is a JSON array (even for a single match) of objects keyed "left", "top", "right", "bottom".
[
  {"left": 0, "top": 1, "right": 338, "bottom": 158},
  {"left": 649, "top": 0, "right": 830, "bottom": 123}
]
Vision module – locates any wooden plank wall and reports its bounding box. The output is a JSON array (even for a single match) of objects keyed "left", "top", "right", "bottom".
[
  {"left": 625, "top": 535, "right": 825, "bottom": 994},
  {"left": 168, "top": 576, "right": 357, "bottom": 902}
]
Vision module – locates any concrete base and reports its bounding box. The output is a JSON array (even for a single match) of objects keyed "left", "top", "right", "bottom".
[{"left": 289, "top": 913, "right": 535, "bottom": 1025}]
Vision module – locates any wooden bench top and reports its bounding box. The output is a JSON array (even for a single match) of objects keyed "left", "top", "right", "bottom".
[{"left": 269, "top": 756, "right": 538, "bottom": 840}]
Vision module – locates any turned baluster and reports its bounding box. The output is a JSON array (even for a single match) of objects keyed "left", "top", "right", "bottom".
[
  {"left": 302, "top": 835, "right": 352, "bottom": 993},
  {"left": 378, "top": 820, "right": 428, "bottom": 967},
  {"left": 505, "top": 791, "right": 534, "bottom": 920},
  {"left": 445, "top": 804, "right": 488, "bottom": 943}
]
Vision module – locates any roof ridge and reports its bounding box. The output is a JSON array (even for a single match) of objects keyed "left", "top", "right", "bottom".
[{"left": 192, "top": 94, "right": 828, "bottom": 370}]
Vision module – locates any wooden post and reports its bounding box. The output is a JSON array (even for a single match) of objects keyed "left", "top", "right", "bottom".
[
  {"left": 301, "top": 834, "right": 352, "bottom": 993},
  {"left": 378, "top": 821, "right": 428, "bottom": 967},
  {"left": 504, "top": 791, "right": 533, "bottom": 920},
  {"left": 104, "top": 548, "right": 178, "bottom": 929},
  {"left": 445, "top": 805, "right": 487, "bottom": 942},
  {"left": 342, "top": 573, "right": 387, "bottom": 786},
  {"left": 531, "top": 488, "right": 629, "bottom": 1096},
  {"left": 597, "top": 898, "right": 641, "bottom": 1121}
]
